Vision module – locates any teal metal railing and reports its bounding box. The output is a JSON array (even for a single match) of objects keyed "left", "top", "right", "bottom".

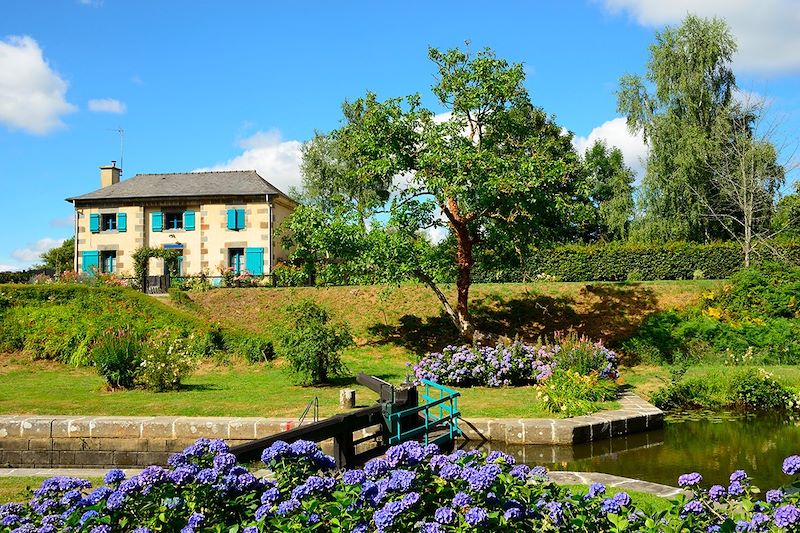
[{"left": 388, "top": 379, "right": 462, "bottom": 446}]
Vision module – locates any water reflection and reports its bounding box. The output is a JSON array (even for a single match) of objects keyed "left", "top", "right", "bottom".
[{"left": 465, "top": 411, "right": 800, "bottom": 490}]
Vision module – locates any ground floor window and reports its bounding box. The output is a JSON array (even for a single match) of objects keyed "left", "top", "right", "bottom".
[
  {"left": 228, "top": 248, "right": 244, "bottom": 274},
  {"left": 100, "top": 251, "right": 116, "bottom": 273}
]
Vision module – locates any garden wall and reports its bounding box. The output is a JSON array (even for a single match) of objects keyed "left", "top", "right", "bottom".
[{"left": 0, "top": 394, "right": 662, "bottom": 468}]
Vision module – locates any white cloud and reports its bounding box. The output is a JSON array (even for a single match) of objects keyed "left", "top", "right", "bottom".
[
  {"left": 88, "top": 98, "right": 126, "bottom": 114},
  {"left": 11, "top": 237, "right": 65, "bottom": 264},
  {"left": 574, "top": 117, "right": 649, "bottom": 180},
  {"left": 195, "top": 130, "right": 303, "bottom": 195},
  {"left": 50, "top": 214, "right": 75, "bottom": 228},
  {"left": 0, "top": 35, "right": 76, "bottom": 134},
  {"left": 0, "top": 264, "right": 21, "bottom": 272},
  {"left": 600, "top": 0, "right": 800, "bottom": 74}
]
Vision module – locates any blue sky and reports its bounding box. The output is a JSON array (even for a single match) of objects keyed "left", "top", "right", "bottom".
[{"left": 1, "top": 0, "right": 799, "bottom": 270}]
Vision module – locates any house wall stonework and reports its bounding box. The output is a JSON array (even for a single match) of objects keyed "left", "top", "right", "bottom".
[{"left": 75, "top": 196, "right": 292, "bottom": 277}]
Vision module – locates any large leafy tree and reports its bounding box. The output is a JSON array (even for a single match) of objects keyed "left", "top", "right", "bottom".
[
  {"left": 38, "top": 237, "right": 74, "bottom": 274},
  {"left": 618, "top": 15, "right": 738, "bottom": 242},
  {"left": 582, "top": 141, "right": 635, "bottom": 242},
  {"left": 329, "top": 47, "right": 582, "bottom": 339}
]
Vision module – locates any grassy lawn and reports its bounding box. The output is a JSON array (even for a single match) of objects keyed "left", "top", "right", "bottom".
[
  {"left": 0, "top": 280, "right": 718, "bottom": 419},
  {"left": 188, "top": 280, "right": 718, "bottom": 352},
  {"left": 564, "top": 484, "right": 672, "bottom": 514},
  {"left": 0, "top": 348, "right": 617, "bottom": 419},
  {"left": 0, "top": 477, "right": 104, "bottom": 504}
]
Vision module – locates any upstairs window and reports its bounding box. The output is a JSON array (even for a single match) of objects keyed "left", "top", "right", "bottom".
[
  {"left": 165, "top": 212, "right": 184, "bottom": 230},
  {"left": 101, "top": 213, "right": 117, "bottom": 231},
  {"left": 226, "top": 208, "right": 246, "bottom": 230},
  {"left": 90, "top": 212, "right": 126, "bottom": 233}
]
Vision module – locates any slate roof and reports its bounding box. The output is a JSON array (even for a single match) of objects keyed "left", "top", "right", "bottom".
[{"left": 66, "top": 170, "right": 290, "bottom": 202}]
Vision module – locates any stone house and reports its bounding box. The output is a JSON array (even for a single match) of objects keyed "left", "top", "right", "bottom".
[{"left": 66, "top": 162, "right": 297, "bottom": 279}]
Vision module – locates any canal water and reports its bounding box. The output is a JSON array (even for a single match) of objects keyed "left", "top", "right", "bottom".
[{"left": 465, "top": 411, "right": 800, "bottom": 491}]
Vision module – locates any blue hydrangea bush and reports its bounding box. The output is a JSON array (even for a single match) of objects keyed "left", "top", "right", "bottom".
[
  {"left": 412, "top": 336, "right": 619, "bottom": 388},
  {"left": 2, "top": 438, "right": 800, "bottom": 532}
]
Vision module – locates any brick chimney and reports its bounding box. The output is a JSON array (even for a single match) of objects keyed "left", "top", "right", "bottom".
[{"left": 100, "top": 161, "right": 121, "bottom": 188}]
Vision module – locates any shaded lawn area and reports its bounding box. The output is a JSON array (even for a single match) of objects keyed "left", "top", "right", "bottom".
[
  {"left": 563, "top": 484, "right": 672, "bottom": 514},
  {"left": 0, "top": 348, "right": 617, "bottom": 419},
  {"left": 0, "top": 477, "right": 104, "bottom": 504},
  {"left": 188, "top": 280, "right": 718, "bottom": 354}
]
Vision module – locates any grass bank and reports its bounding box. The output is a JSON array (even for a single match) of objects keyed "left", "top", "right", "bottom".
[{"left": 0, "top": 350, "right": 618, "bottom": 418}]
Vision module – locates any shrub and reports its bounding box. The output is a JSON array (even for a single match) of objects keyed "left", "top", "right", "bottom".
[
  {"left": 623, "top": 263, "right": 800, "bottom": 365},
  {"left": 539, "top": 369, "right": 619, "bottom": 416},
  {"left": 553, "top": 332, "right": 619, "bottom": 378},
  {"left": 649, "top": 378, "right": 720, "bottom": 410},
  {"left": 276, "top": 300, "right": 353, "bottom": 385},
  {"left": 728, "top": 368, "right": 794, "bottom": 410},
  {"left": 137, "top": 330, "right": 197, "bottom": 391},
  {"left": 6, "top": 438, "right": 800, "bottom": 532},
  {"left": 413, "top": 337, "right": 618, "bottom": 388},
  {"left": 272, "top": 263, "right": 308, "bottom": 286},
  {"left": 91, "top": 329, "right": 143, "bottom": 389},
  {"left": 237, "top": 335, "right": 275, "bottom": 363}
]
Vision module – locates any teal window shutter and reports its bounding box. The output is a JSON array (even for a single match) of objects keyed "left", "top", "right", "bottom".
[
  {"left": 152, "top": 212, "right": 163, "bottom": 232},
  {"left": 82, "top": 250, "right": 99, "bottom": 274},
  {"left": 245, "top": 247, "right": 264, "bottom": 275},
  {"left": 236, "top": 208, "right": 246, "bottom": 230},
  {"left": 89, "top": 214, "right": 100, "bottom": 233},
  {"left": 227, "top": 209, "right": 237, "bottom": 230},
  {"left": 117, "top": 213, "right": 127, "bottom": 232},
  {"left": 184, "top": 211, "right": 195, "bottom": 231}
]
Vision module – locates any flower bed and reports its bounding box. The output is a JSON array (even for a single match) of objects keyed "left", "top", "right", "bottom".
[
  {"left": 2, "top": 438, "right": 800, "bottom": 532},
  {"left": 411, "top": 334, "right": 619, "bottom": 388}
]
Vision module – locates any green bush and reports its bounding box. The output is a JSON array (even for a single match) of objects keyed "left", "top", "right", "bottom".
[
  {"left": 138, "top": 330, "right": 197, "bottom": 391},
  {"left": 552, "top": 331, "right": 617, "bottom": 376},
  {"left": 727, "top": 368, "right": 793, "bottom": 410},
  {"left": 236, "top": 335, "right": 275, "bottom": 363},
  {"left": 623, "top": 263, "right": 800, "bottom": 365},
  {"left": 276, "top": 300, "right": 353, "bottom": 385},
  {"left": 91, "top": 330, "right": 143, "bottom": 389},
  {"left": 649, "top": 377, "right": 720, "bottom": 410},
  {"left": 539, "top": 370, "right": 618, "bottom": 416}
]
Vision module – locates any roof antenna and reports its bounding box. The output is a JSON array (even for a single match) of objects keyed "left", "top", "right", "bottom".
[{"left": 108, "top": 127, "right": 125, "bottom": 174}]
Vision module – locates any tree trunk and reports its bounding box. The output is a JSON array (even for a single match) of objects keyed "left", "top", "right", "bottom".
[{"left": 443, "top": 197, "right": 481, "bottom": 341}]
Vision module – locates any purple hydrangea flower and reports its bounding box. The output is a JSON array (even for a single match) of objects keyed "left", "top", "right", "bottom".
[
  {"left": 678, "top": 472, "right": 703, "bottom": 487},
  {"left": 782, "top": 455, "right": 800, "bottom": 476},
  {"left": 774, "top": 505, "right": 800, "bottom": 528},
  {"left": 103, "top": 469, "right": 125, "bottom": 486},
  {"left": 766, "top": 489, "right": 784, "bottom": 504},
  {"left": 709, "top": 485, "right": 726, "bottom": 501},
  {"left": 586, "top": 483, "right": 606, "bottom": 499},
  {"left": 729, "top": 470, "right": 748, "bottom": 483},
  {"left": 465, "top": 507, "right": 489, "bottom": 527},
  {"left": 434, "top": 507, "right": 455, "bottom": 524},
  {"left": 682, "top": 500, "right": 704, "bottom": 516},
  {"left": 612, "top": 492, "right": 631, "bottom": 507},
  {"left": 342, "top": 469, "right": 366, "bottom": 485},
  {"left": 452, "top": 492, "right": 472, "bottom": 508},
  {"left": 728, "top": 481, "right": 744, "bottom": 496}
]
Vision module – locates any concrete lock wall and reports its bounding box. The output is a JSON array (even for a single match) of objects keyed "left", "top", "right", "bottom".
[{"left": 0, "top": 395, "right": 662, "bottom": 468}]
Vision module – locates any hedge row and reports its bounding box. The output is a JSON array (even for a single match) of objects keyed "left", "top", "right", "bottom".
[{"left": 473, "top": 242, "right": 800, "bottom": 282}]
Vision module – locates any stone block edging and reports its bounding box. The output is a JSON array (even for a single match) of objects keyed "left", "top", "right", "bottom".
[
  {"left": 0, "top": 393, "right": 661, "bottom": 467},
  {"left": 459, "top": 392, "right": 663, "bottom": 445}
]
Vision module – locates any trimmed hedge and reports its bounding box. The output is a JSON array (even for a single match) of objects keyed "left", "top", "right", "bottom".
[{"left": 473, "top": 242, "right": 800, "bottom": 282}]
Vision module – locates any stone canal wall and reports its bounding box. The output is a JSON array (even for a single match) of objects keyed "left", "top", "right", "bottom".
[{"left": 0, "top": 394, "right": 662, "bottom": 468}]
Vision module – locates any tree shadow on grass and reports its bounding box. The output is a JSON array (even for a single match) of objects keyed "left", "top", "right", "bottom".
[
  {"left": 366, "top": 284, "right": 662, "bottom": 353},
  {"left": 577, "top": 284, "right": 658, "bottom": 344},
  {"left": 180, "top": 383, "right": 222, "bottom": 392},
  {"left": 366, "top": 291, "right": 579, "bottom": 353}
]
